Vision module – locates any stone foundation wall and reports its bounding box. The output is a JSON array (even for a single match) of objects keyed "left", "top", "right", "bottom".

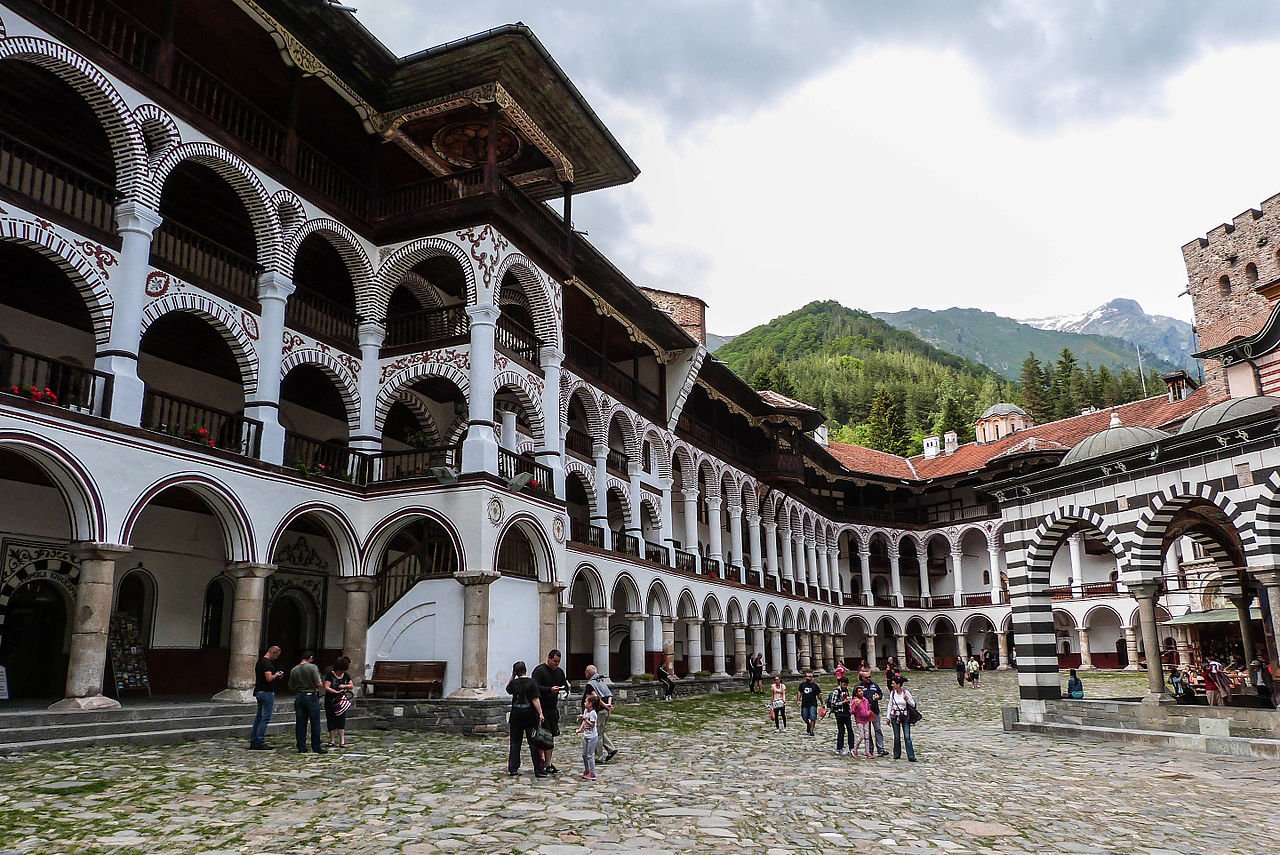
[
  {"left": 1031, "top": 698, "right": 1280, "bottom": 739},
  {"left": 361, "top": 676, "right": 750, "bottom": 736}
]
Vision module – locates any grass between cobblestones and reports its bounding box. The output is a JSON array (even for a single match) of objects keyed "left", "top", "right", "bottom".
[{"left": 1, "top": 669, "right": 1277, "bottom": 854}]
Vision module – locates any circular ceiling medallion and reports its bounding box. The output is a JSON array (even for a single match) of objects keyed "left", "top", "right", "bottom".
[{"left": 432, "top": 121, "right": 522, "bottom": 168}]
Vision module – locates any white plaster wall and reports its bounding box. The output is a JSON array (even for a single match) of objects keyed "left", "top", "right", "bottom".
[
  {"left": 487, "top": 575, "right": 541, "bottom": 692},
  {"left": 365, "top": 578, "right": 462, "bottom": 690}
]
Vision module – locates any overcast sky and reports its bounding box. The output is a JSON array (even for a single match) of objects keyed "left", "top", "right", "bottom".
[{"left": 353, "top": 1, "right": 1280, "bottom": 333}]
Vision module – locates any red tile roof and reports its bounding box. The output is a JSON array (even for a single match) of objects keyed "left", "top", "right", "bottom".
[
  {"left": 759, "top": 389, "right": 817, "bottom": 411},
  {"left": 825, "top": 386, "right": 1214, "bottom": 481}
]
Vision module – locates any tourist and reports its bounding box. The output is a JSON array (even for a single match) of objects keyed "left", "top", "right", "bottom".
[
  {"left": 322, "top": 655, "right": 355, "bottom": 748},
  {"left": 288, "top": 650, "right": 325, "bottom": 754},
  {"left": 770, "top": 674, "right": 788, "bottom": 730},
  {"left": 576, "top": 693, "right": 601, "bottom": 780},
  {"left": 883, "top": 657, "right": 900, "bottom": 684},
  {"left": 1204, "top": 659, "right": 1231, "bottom": 706},
  {"left": 797, "top": 672, "right": 823, "bottom": 735},
  {"left": 826, "top": 676, "right": 854, "bottom": 755},
  {"left": 834, "top": 661, "right": 846, "bottom": 682},
  {"left": 751, "top": 652, "right": 766, "bottom": 693},
  {"left": 857, "top": 660, "right": 871, "bottom": 682},
  {"left": 505, "top": 660, "right": 546, "bottom": 777},
  {"left": 967, "top": 654, "right": 981, "bottom": 687},
  {"left": 655, "top": 659, "right": 675, "bottom": 700},
  {"left": 851, "top": 684, "right": 874, "bottom": 757},
  {"left": 858, "top": 669, "right": 888, "bottom": 756},
  {"left": 1170, "top": 666, "right": 1193, "bottom": 704},
  {"left": 582, "top": 665, "right": 618, "bottom": 763},
  {"left": 954, "top": 656, "right": 966, "bottom": 688},
  {"left": 1066, "top": 668, "right": 1084, "bottom": 699},
  {"left": 531, "top": 649, "right": 569, "bottom": 774},
  {"left": 886, "top": 674, "right": 918, "bottom": 762},
  {"left": 249, "top": 644, "right": 283, "bottom": 751},
  {"left": 1250, "top": 659, "right": 1273, "bottom": 702}
]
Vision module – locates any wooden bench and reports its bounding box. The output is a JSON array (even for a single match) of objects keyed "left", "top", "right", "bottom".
[{"left": 367, "top": 660, "right": 446, "bottom": 698}]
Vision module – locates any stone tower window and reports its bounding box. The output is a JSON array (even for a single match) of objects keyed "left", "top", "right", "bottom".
[
  {"left": 1219, "top": 274, "right": 1231, "bottom": 296},
  {"left": 1246, "top": 262, "right": 1259, "bottom": 284}
]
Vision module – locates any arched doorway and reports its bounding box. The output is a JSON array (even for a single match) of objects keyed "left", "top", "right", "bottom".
[
  {"left": 116, "top": 569, "right": 156, "bottom": 647},
  {"left": 1, "top": 580, "right": 70, "bottom": 698},
  {"left": 265, "top": 587, "right": 319, "bottom": 674}
]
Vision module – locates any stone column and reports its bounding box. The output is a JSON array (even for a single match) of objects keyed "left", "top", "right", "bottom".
[
  {"left": 96, "top": 203, "right": 162, "bottom": 424},
  {"left": 1123, "top": 626, "right": 1141, "bottom": 672},
  {"left": 685, "top": 619, "right": 704, "bottom": 674},
  {"left": 866, "top": 633, "right": 878, "bottom": 670},
  {"left": 558, "top": 603, "right": 570, "bottom": 658},
  {"left": 538, "top": 582, "right": 565, "bottom": 659},
  {"left": 824, "top": 633, "right": 836, "bottom": 671},
  {"left": 536, "top": 345, "right": 566, "bottom": 496},
  {"left": 350, "top": 320, "right": 385, "bottom": 455},
  {"left": 733, "top": 624, "right": 748, "bottom": 676},
  {"left": 728, "top": 504, "right": 745, "bottom": 577},
  {"left": 889, "top": 554, "right": 903, "bottom": 606},
  {"left": 710, "top": 620, "right": 729, "bottom": 678},
  {"left": 1129, "top": 581, "right": 1168, "bottom": 701},
  {"left": 706, "top": 496, "right": 724, "bottom": 566},
  {"left": 1067, "top": 532, "right": 1085, "bottom": 597},
  {"left": 917, "top": 553, "right": 932, "bottom": 604},
  {"left": 833, "top": 633, "right": 845, "bottom": 670},
  {"left": 954, "top": 632, "right": 968, "bottom": 662},
  {"left": 779, "top": 525, "right": 794, "bottom": 585},
  {"left": 246, "top": 271, "right": 294, "bottom": 464},
  {"left": 747, "top": 513, "right": 763, "bottom": 578},
  {"left": 783, "top": 631, "right": 798, "bottom": 675},
  {"left": 1077, "top": 626, "right": 1094, "bottom": 670},
  {"left": 661, "top": 616, "right": 676, "bottom": 676},
  {"left": 988, "top": 546, "right": 1003, "bottom": 603},
  {"left": 924, "top": 633, "right": 936, "bottom": 666},
  {"left": 752, "top": 624, "right": 767, "bottom": 671},
  {"left": 51, "top": 543, "right": 132, "bottom": 711},
  {"left": 895, "top": 632, "right": 908, "bottom": 669},
  {"left": 589, "top": 608, "right": 614, "bottom": 681},
  {"left": 1175, "top": 626, "right": 1194, "bottom": 666},
  {"left": 1248, "top": 569, "right": 1280, "bottom": 676},
  {"left": 450, "top": 569, "right": 501, "bottom": 698},
  {"left": 461, "top": 303, "right": 501, "bottom": 475},
  {"left": 764, "top": 522, "right": 779, "bottom": 587},
  {"left": 682, "top": 488, "right": 700, "bottom": 571},
  {"left": 1226, "top": 591, "right": 1257, "bottom": 663},
  {"left": 626, "top": 612, "right": 646, "bottom": 679},
  {"left": 210, "top": 561, "right": 275, "bottom": 705},
  {"left": 798, "top": 632, "right": 811, "bottom": 672},
  {"left": 768, "top": 628, "right": 782, "bottom": 675},
  {"left": 996, "top": 631, "right": 1010, "bottom": 670},
  {"left": 951, "top": 547, "right": 965, "bottom": 607},
  {"left": 859, "top": 549, "right": 873, "bottom": 606},
  {"left": 338, "top": 575, "right": 376, "bottom": 691}
]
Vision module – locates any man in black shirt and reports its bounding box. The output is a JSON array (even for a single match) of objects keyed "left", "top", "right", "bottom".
[
  {"left": 796, "top": 672, "right": 823, "bottom": 735},
  {"left": 530, "top": 649, "right": 568, "bottom": 773},
  {"left": 249, "top": 645, "right": 283, "bottom": 750}
]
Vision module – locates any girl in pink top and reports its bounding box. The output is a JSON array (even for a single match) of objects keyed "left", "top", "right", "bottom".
[{"left": 851, "top": 685, "right": 874, "bottom": 757}]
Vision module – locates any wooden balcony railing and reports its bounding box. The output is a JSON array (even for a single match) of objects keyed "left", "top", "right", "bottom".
[
  {"left": 564, "top": 335, "right": 664, "bottom": 421},
  {"left": 644, "top": 540, "right": 670, "bottom": 565},
  {"left": 498, "top": 447, "right": 555, "bottom": 497},
  {"left": 746, "top": 569, "right": 762, "bottom": 588},
  {"left": 35, "top": 0, "right": 159, "bottom": 74},
  {"left": 286, "top": 287, "right": 357, "bottom": 347},
  {"left": 378, "top": 167, "right": 486, "bottom": 218},
  {"left": 358, "top": 444, "right": 458, "bottom": 484},
  {"left": 150, "top": 219, "right": 260, "bottom": 304},
  {"left": 674, "top": 548, "right": 697, "bottom": 573},
  {"left": 0, "top": 128, "right": 118, "bottom": 235},
  {"left": 496, "top": 172, "right": 568, "bottom": 250},
  {"left": 0, "top": 344, "right": 113, "bottom": 416},
  {"left": 1081, "top": 581, "right": 1119, "bottom": 597},
  {"left": 383, "top": 305, "right": 469, "bottom": 350},
  {"left": 495, "top": 314, "right": 541, "bottom": 365},
  {"left": 569, "top": 518, "right": 605, "bottom": 549},
  {"left": 605, "top": 447, "right": 629, "bottom": 474},
  {"left": 1048, "top": 586, "right": 1072, "bottom": 600},
  {"left": 283, "top": 432, "right": 355, "bottom": 482},
  {"left": 142, "top": 390, "right": 261, "bottom": 457},
  {"left": 704, "top": 557, "right": 722, "bottom": 578},
  {"left": 565, "top": 426, "right": 594, "bottom": 459},
  {"left": 170, "top": 48, "right": 285, "bottom": 161},
  {"left": 963, "top": 593, "right": 992, "bottom": 607},
  {"left": 612, "top": 530, "right": 641, "bottom": 558}
]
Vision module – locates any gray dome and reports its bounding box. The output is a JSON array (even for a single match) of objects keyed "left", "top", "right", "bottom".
[
  {"left": 1060, "top": 415, "right": 1170, "bottom": 467},
  {"left": 1177, "top": 395, "right": 1280, "bottom": 435},
  {"left": 980, "top": 402, "right": 1027, "bottom": 419}
]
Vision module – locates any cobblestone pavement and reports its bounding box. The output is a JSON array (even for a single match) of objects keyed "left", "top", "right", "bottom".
[{"left": 2, "top": 670, "right": 1277, "bottom": 854}]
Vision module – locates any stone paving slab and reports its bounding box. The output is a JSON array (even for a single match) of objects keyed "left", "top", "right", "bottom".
[{"left": 0, "top": 670, "right": 1275, "bottom": 853}]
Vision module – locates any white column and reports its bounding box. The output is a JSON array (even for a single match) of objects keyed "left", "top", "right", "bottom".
[
  {"left": 924, "top": 633, "right": 936, "bottom": 665},
  {"left": 1124, "top": 626, "right": 1141, "bottom": 671},
  {"left": 896, "top": 633, "right": 908, "bottom": 668},
  {"left": 460, "top": 303, "right": 500, "bottom": 475},
  {"left": 451, "top": 569, "right": 502, "bottom": 697},
  {"left": 627, "top": 612, "right": 646, "bottom": 679},
  {"left": 97, "top": 202, "right": 162, "bottom": 424},
  {"left": 795, "top": 532, "right": 809, "bottom": 593},
  {"left": 996, "top": 631, "right": 1010, "bottom": 670},
  {"left": 727, "top": 503, "right": 744, "bottom": 578},
  {"left": 917, "top": 552, "right": 932, "bottom": 603},
  {"left": 988, "top": 546, "right": 1003, "bottom": 603},
  {"left": 1068, "top": 532, "right": 1084, "bottom": 597},
  {"left": 769, "top": 628, "right": 783, "bottom": 675},
  {"left": 681, "top": 488, "right": 700, "bottom": 570},
  {"left": 593, "top": 444, "right": 611, "bottom": 527},
  {"left": 662, "top": 616, "right": 676, "bottom": 676},
  {"left": 536, "top": 345, "right": 565, "bottom": 496},
  {"left": 246, "top": 272, "right": 294, "bottom": 464},
  {"left": 685, "top": 619, "right": 704, "bottom": 674},
  {"left": 351, "top": 320, "right": 385, "bottom": 454},
  {"left": 752, "top": 624, "right": 766, "bottom": 670},
  {"left": 783, "top": 630, "right": 798, "bottom": 675},
  {"left": 706, "top": 496, "right": 723, "bottom": 565},
  {"left": 805, "top": 538, "right": 819, "bottom": 592},
  {"left": 747, "top": 513, "right": 763, "bottom": 577},
  {"left": 778, "top": 525, "right": 793, "bottom": 585},
  {"left": 733, "top": 624, "right": 748, "bottom": 676},
  {"left": 589, "top": 608, "right": 614, "bottom": 681},
  {"left": 627, "top": 464, "right": 644, "bottom": 535},
  {"left": 829, "top": 545, "right": 842, "bottom": 601},
  {"left": 889, "top": 553, "right": 903, "bottom": 606},
  {"left": 497, "top": 404, "right": 518, "bottom": 452},
  {"left": 658, "top": 476, "right": 676, "bottom": 556},
  {"left": 1077, "top": 627, "right": 1094, "bottom": 670},
  {"left": 866, "top": 633, "right": 879, "bottom": 670},
  {"left": 211, "top": 561, "right": 276, "bottom": 704},
  {"left": 710, "top": 620, "right": 729, "bottom": 678},
  {"left": 815, "top": 544, "right": 829, "bottom": 595},
  {"left": 951, "top": 547, "right": 965, "bottom": 607},
  {"left": 859, "top": 549, "right": 873, "bottom": 606}
]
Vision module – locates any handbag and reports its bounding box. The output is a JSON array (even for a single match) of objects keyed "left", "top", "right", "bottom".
[
  {"left": 907, "top": 701, "right": 922, "bottom": 725},
  {"left": 334, "top": 695, "right": 352, "bottom": 716},
  {"left": 530, "top": 725, "right": 555, "bottom": 750}
]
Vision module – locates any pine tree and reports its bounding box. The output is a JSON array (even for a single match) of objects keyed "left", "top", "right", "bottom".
[
  {"left": 770, "top": 366, "right": 797, "bottom": 398},
  {"left": 935, "top": 395, "right": 970, "bottom": 441},
  {"left": 867, "top": 389, "right": 911, "bottom": 456},
  {"left": 1018, "top": 353, "right": 1049, "bottom": 422},
  {"left": 749, "top": 367, "right": 773, "bottom": 390}
]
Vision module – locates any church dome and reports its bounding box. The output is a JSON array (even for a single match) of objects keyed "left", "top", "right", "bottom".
[
  {"left": 979, "top": 402, "right": 1027, "bottom": 419},
  {"left": 1177, "top": 395, "right": 1280, "bottom": 435},
  {"left": 1059, "top": 412, "right": 1170, "bottom": 467}
]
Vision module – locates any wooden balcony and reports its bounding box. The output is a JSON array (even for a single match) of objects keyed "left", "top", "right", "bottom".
[
  {"left": 498, "top": 447, "right": 555, "bottom": 498},
  {"left": 565, "top": 426, "right": 594, "bottom": 460},
  {"left": 283, "top": 432, "right": 356, "bottom": 482},
  {"left": 565, "top": 335, "right": 664, "bottom": 423},
  {"left": 0, "top": 128, "right": 118, "bottom": 241},
  {"left": 570, "top": 519, "right": 605, "bottom": 549},
  {"left": 141, "top": 390, "right": 262, "bottom": 458},
  {"left": 383, "top": 305, "right": 469, "bottom": 354},
  {"left": 495, "top": 314, "right": 542, "bottom": 368},
  {"left": 357, "top": 445, "right": 458, "bottom": 484},
  {"left": 149, "top": 219, "right": 260, "bottom": 308},
  {"left": 286, "top": 287, "right": 357, "bottom": 352},
  {"left": 0, "top": 344, "right": 113, "bottom": 416}
]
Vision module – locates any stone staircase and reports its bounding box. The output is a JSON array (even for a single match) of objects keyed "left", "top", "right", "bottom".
[{"left": 0, "top": 700, "right": 369, "bottom": 754}]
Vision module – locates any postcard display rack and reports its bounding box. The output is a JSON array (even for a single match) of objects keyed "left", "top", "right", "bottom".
[{"left": 106, "top": 613, "right": 152, "bottom": 698}]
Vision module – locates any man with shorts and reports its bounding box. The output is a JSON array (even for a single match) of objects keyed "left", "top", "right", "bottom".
[
  {"left": 531, "top": 649, "right": 569, "bottom": 773},
  {"left": 797, "top": 672, "right": 823, "bottom": 736}
]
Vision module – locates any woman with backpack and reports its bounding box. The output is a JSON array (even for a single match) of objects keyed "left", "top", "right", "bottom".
[{"left": 886, "top": 674, "right": 918, "bottom": 762}]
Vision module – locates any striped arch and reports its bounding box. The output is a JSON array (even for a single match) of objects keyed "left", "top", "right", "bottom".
[
  {"left": 266, "top": 502, "right": 360, "bottom": 577},
  {"left": 606, "top": 483, "right": 632, "bottom": 529},
  {"left": 701, "top": 592, "right": 724, "bottom": 622},
  {"left": 1131, "top": 483, "right": 1250, "bottom": 577},
  {"left": 131, "top": 103, "right": 181, "bottom": 163},
  {"left": 697, "top": 458, "right": 721, "bottom": 498},
  {"left": 677, "top": 588, "right": 699, "bottom": 620},
  {"left": 270, "top": 189, "right": 306, "bottom": 244},
  {"left": 562, "top": 379, "right": 604, "bottom": 440},
  {"left": 739, "top": 478, "right": 760, "bottom": 517},
  {"left": 375, "top": 359, "right": 470, "bottom": 434},
  {"left": 283, "top": 218, "right": 375, "bottom": 300},
  {"left": 140, "top": 294, "right": 259, "bottom": 395},
  {"left": 1025, "top": 505, "right": 1125, "bottom": 583},
  {"left": 0, "top": 431, "right": 106, "bottom": 541},
  {"left": 641, "top": 426, "right": 672, "bottom": 480},
  {"left": 639, "top": 494, "right": 663, "bottom": 532},
  {"left": 564, "top": 458, "right": 597, "bottom": 508},
  {"left": 606, "top": 405, "right": 641, "bottom": 461},
  {"left": 765, "top": 603, "right": 781, "bottom": 629},
  {"left": 720, "top": 470, "right": 741, "bottom": 510},
  {"left": 495, "top": 370, "right": 546, "bottom": 445},
  {"left": 392, "top": 389, "right": 442, "bottom": 445},
  {"left": 0, "top": 218, "right": 113, "bottom": 345},
  {"left": 493, "top": 253, "right": 560, "bottom": 349},
  {"left": 0, "top": 36, "right": 148, "bottom": 199},
  {"left": 120, "top": 473, "right": 256, "bottom": 564},
  {"left": 444, "top": 414, "right": 467, "bottom": 446},
  {"left": 671, "top": 443, "right": 698, "bottom": 488},
  {"left": 1250, "top": 471, "right": 1280, "bottom": 565},
  {"left": 397, "top": 271, "right": 448, "bottom": 310},
  {"left": 280, "top": 348, "right": 360, "bottom": 431},
  {"left": 611, "top": 572, "right": 643, "bottom": 614},
  {"left": 373, "top": 237, "right": 476, "bottom": 320},
  {"left": 150, "top": 142, "right": 281, "bottom": 273}
]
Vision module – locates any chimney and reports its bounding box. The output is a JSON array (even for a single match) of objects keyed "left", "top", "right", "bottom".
[
  {"left": 815, "top": 424, "right": 829, "bottom": 446},
  {"left": 943, "top": 431, "right": 958, "bottom": 455},
  {"left": 1109, "top": 412, "right": 1122, "bottom": 428},
  {"left": 923, "top": 435, "right": 941, "bottom": 459}
]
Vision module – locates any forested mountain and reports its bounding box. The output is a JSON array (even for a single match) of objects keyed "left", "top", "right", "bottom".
[{"left": 716, "top": 301, "right": 1164, "bottom": 456}]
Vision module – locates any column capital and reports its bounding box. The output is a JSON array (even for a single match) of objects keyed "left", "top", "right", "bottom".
[
  {"left": 465, "top": 303, "right": 502, "bottom": 325},
  {"left": 256, "top": 270, "right": 295, "bottom": 302},
  {"left": 586, "top": 607, "right": 615, "bottom": 619},
  {"left": 707, "top": 619, "right": 726, "bottom": 628},
  {"left": 69, "top": 542, "right": 132, "bottom": 562},
  {"left": 538, "top": 581, "right": 568, "bottom": 595},
  {"left": 623, "top": 611, "right": 646, "bottom": 621},
  {"left": 454, "top": 569, "right": 501, "bottom": 587},
  {"left": 337, "top": 575, "right": 377, "bottom": 594},
  {"left": 858, "top": 548, "right": 871, "bottom": 560},
  {"left": 778, "top": 524, "right": 791, "bottom": 536},
  {"left": 1067, "top": 531, "right": 1085, "bottom": 546},
  {"left": 705, "top": 495, "right": 722, "bottom": 510},
  {"left": 950, "top": 546, "right": 964, "bottom": 558},
  {"left": 656, "top": 476, "right": 674, "bottom": 491},
  {"left": 1128, "top": 580, "right": 1161, "bottom": 600},
  {"left": 681, "top": 487, "right": 700, "bottom": 502},
  {"left": 538, "top": 344, "right": 565, "bottom": 367},
  {"left": 1247, "top": 567, "right": 1280, "bottom": 588},
  {"left": 685, "top": 617, "right": 705, "bottom": 627},
  {"left": 225, "top": 561, "right": 275, "bottom": 580},
  {"left": 113, "top": 200, "right": 163, "bottom": 235},
  {"left": 746, "top": 513, "right": 761, "bottom": 525},
  {"left": 726, "top": 502, "right": 743, "bottom": 516},
  {"left": 358, "top": 319, "right": 387, "bottom": 348}
]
